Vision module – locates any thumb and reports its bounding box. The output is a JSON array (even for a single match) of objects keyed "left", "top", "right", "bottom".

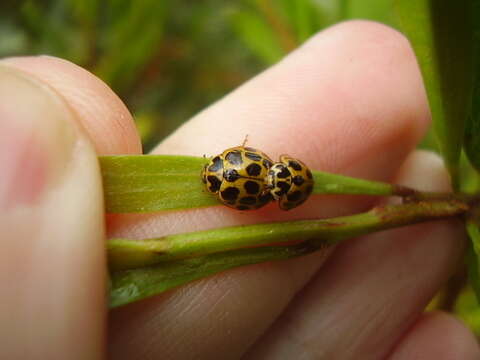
[{"left": 0, "top": 65, "right": 105, "bottom": 359}]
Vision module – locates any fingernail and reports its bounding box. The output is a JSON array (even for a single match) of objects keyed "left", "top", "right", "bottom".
[{"left": 0, "top": 65, "right": 77, "bottom": 209}]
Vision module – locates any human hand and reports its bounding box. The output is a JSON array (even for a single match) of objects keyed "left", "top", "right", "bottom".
[{"left": 1, "top": 21, "right": 479, "bottom": 359}]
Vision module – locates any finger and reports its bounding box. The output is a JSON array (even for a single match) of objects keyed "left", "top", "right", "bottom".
[
  {"left": 0, "top": 57, "right": 142, "bottom": 358},
  {"left": 0, "top": 65, "right": 106, "bottom": 358},
  {"left": 0, "top": 56, "right": 141, "bottom": 155},
  {"left": 108, "top": 21, "right": 430, "bottom": 360},
  {"left": 389, "top": 312, "right": 480, "bottom": 360},
  {"left": 246, "top": 151, "right": 465, "bottom": 360}
]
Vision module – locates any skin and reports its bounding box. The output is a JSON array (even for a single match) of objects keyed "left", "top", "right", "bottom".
[{"left": 0, "top": 20, "right": 479, "bottom": 359}]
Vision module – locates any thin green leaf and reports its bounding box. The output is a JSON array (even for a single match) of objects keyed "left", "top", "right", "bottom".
[
  {"left": 395, "top": 0, "right": 475, "bottom": 188},
  {"left": 109, "top": 199, "right": 468, "bottom": 306},
  {"left": 454, "top": 286, "right": 480, "bottom": 335},
  {"left": 313, "top": 171, "right": 394, "bottom": 196},
  {"left": 464, "top": 0, "right": 480, "bottom": 174},
  {"left": 466, "top": 220, "right": 480, "bottom": 304},
  {"left": 100, "top": 155, "right": 215, "bottom": 213},
  {"left": 100, "top": 155, "right": 397, "bottom": 213},
  {"left": 460, "top": 151, "right": 480, "bottom": 194},
  {"left": 110, "top": 241, "right": 320, "bottom": 308},
  {"left": 468, "top": 219, "right": 480, "bottom": 258}
]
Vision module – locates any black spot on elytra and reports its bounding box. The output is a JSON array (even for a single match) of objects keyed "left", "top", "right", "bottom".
[
  {"left": 239, "top": 196, "right": 257, "bottom": 205},
  {"left": 258, "top": 193, "right": 272, "bottom": 204},
  {"left": 226, "top": 151, "right": 243, "bottom": 165},
  {"left": 292, "top": 175, "right": 305, "bottom": 186},
  {"left": 306, "top": 169, "right": 313, "bottom": 179},
  {"left": 287, "top": 190, "right": 302, "bottom": 202},
  {"left": 288, "top": 160, "right": 302, "bottom": 171},
  {"left": 224, "top": 169, "right": 240, "bottom": 182},
  {"left": 221, "top": 187, "right": 240, "bottom": 201},
  {"left": 245, "top": 152, "right": 262, "bottom": 161},
  {"left": 263, "top": 159, "right": 273, "bottom": 169},
  {"left": 246, "top": 163, "right": 262, "bottom": 176},
  {"left": 306, "top": 185, "right": 313, "bottom": 194},
  {"left": 244, "top": 181, "right": 260, "bottom": 194},
  {"left": 207, "top": 176, "right": 221, "bottom": 192},
  {"left": 236, "top": 205, "right": 250, "bottom": 210},
  {"left": 208, "top": 156, "right": 223, "bottom": 172},
  {"left": 276, "top": 166, "right": 290, "bottom": 178},
  {"left": 276, "top": 181, "right": 290, "bottom": 195}
]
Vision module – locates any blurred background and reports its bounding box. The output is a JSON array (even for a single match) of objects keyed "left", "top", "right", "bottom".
[
  {"left": 0, "top": 0, "right": 396, "bottom": 150},
  {"left": 2, "top": 0, "right": 479, "bottom": 335}
]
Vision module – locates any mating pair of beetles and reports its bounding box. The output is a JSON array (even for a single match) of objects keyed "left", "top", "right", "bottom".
[{"left": 202, "top": 146, "right": 314, "bottom": 211}]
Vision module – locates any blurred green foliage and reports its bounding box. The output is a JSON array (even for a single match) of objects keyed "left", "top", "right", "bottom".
[
  {"left": 0, "top": 0, "right": 396, "bottom": 150},
  {"left": 4, "top": 0, "right": 480, "bottom": 334}
]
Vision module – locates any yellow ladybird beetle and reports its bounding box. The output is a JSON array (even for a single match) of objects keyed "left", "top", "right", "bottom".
[
  {"left": 202, "top": 147, "right": 314, "bottom": 211},
  {"left": 265, "top": 155, "right": 314, "bottom": 210},
  {"left": 201, "top": 146, "right": 274, "bottom": 210}
]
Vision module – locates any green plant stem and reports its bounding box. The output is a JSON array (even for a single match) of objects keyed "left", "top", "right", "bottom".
[{"left": 109, "top": 199, "right": 468, "bottom": 271}]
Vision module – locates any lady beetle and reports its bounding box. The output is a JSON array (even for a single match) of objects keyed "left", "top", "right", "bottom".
[
  {"left": 201, "top": 146, "right": 274, "bottom": 210},
  {"left": 266, "top": 155, "right": 314, "bottom": 210}
]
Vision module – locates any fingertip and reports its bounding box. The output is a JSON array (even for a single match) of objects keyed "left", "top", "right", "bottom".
[
  {"left": 395, "top": 149, "right": 451, "bottom": 192},
  {"left": 390, "top": 312, "right": 480, "bottom": 360},
  {"left": 0, "top": 56, "right": 141, "bottom": 155},
  {"left": 303, "top": 20, "right": 412, "bottom": 62}
]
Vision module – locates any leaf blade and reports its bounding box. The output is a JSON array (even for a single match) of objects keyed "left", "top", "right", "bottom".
[
  {"left": 100, "top": 155, "right": 216, "bottom": 213},
  {"left": 100, "top": 155, "right": 397, "bottom": 213},
  {"left": 109, "top": 242, "right": 319, "bottom": 307},
  {"left": 464, "top": 0, "right": 480, "bottom": 174},
  {"left": 395, "top": 0, "right": 475, "bottom": 188},
  {"left": 466, "top": 220, "right": 480, "bottom": 304}
]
